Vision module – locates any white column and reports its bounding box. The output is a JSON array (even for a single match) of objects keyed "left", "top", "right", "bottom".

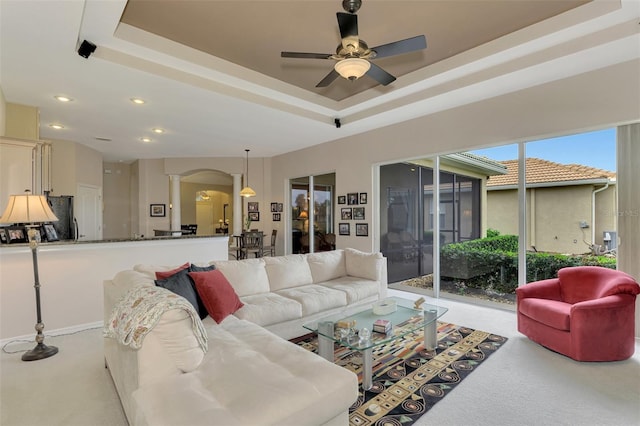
[
  {"left": 231, "top": 173, "right": 242, "bottom": 236},
  {"left": 170, "top": 175, "right": 181, "bottom": 232}
]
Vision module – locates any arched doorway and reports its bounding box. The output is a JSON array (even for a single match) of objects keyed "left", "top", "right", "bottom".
[{"left": 179, "top": 170, "right": 234, "bottom": 236}]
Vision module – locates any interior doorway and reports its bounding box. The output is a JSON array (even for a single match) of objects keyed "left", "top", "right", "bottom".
[
  {"left": 180, "top": 170, "right": 233, "bottom": 236},
  {"left": 76, "top": 183, "right": 102, "bottom": 241}
]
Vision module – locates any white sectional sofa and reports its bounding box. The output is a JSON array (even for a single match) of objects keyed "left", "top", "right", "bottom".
[{"left": 103, "top": 248, "right": 387, "bottom": 426}]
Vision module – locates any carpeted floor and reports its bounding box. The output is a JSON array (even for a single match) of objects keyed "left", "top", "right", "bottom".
[
  {"left": 1, "top": 288, "right": 638, "bottom": 426},
  {"left": 293, "top": 321, "right": 507, "bottom": 425}
]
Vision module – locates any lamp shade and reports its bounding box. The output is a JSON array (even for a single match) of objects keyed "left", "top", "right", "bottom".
[
  {"left": 241, "top": 148, "right": 256, "bottom": 198},
  {"left": 298, "top": 210, "right": 308, "bottom": 219},
  {"left": 240, "top": 186, "right": 256, "bottom": 197},
  {"left": 334, "top": 58, "right": 371, "bottom": 81},
  {"left": 0, "top": 191, "right": 59, "bottom": 224}
]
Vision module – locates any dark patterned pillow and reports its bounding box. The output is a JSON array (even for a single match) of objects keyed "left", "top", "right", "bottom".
[{"left": 155, "top": 268, "right": 208, "bottom": 319}]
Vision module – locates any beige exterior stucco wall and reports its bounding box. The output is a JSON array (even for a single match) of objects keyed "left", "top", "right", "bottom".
[{"left": 487, "top": 185, "right": 617, "bottom": 254}]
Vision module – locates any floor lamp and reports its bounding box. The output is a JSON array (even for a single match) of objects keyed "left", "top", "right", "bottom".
[{"left": 0, "top": 190, "right": 60, "bottom": 361}]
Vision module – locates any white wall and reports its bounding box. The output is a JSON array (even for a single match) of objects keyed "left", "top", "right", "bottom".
[{"left": 0, "top": 236, "right": 229, "bottom": 341}]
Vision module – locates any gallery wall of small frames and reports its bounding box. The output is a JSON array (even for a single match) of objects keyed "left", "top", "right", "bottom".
[{"left": 337, "top": 192, "right": 368, "bottom": 236}]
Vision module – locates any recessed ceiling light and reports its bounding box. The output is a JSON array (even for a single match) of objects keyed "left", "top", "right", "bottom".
[
  {"left": 130, "top": 98, "right": 145, "bottom": 105},
  {"left": 152, "top": 128, "right": 164, "bottom": 134},
  {"left": 49, "top": 124, "right": 64, "bottom": 129},
  {"left": 140, "top": 137, "right": 152, "bottom": 143},
  {"left": 54, "top": 95, "right": 73, "bottom": 102}
]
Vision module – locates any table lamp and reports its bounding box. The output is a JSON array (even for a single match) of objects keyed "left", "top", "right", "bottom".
[{"left": 0, "top": 190, "right": 60, "bottom": 361}]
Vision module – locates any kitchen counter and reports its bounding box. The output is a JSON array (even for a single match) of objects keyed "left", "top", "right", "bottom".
[
  {"left": 0, "top": 235, "right": 229, "bottom": 341},
  {"left": 0, "top": 233, "right": 227, "bottom": 249}
]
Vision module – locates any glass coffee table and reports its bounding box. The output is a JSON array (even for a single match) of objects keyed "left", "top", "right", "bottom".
[{"left": 303, "top": 297, "right": 448, "bottom": 390}]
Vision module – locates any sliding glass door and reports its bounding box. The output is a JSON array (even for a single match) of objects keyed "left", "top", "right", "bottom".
[{"left": 290, "top": 173, "right": 335, "bottom": 254}]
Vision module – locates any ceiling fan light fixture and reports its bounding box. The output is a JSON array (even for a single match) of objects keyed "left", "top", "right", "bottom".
[{"left": 334, "top": 58, "right": 370, "bottom": 81}]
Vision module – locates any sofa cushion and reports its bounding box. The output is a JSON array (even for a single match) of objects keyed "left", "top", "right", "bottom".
[
  {"left": 155, "top": 269, "right": 208, "bottom": 319},
  {"left": 519, "top": 298, "right": 571, "bottom": 331},
  {"left": 134, "top": 263, "right": 190, "bottom": 279},
  {"left": 264, "top": 254, "right": 314, "bottom": 291},
  {"left": 275, "top": 285, "right": 347, "bottom": 316},
  {"left": 345, "top": 248, "right": 383, "bottom": 281},
  {"left": 190, "top": 270, "right": 244, "bottom": 323},
  {"left": 234, "top": 293, "right": 303, "bottom": 326},
  {"left": 132, "top": 317, "right": 357, "bottom": 426},
  {"left": 155, "top": 262, "right": 190, "bottom": 280},
  {"left": 210, "top": 259, "right": 269, "bottom": 297},
  {"left": 147, "top": 308, "right": 207, "bottom": 373},
  {"left": 307, "top": 250, "right": 347, "bottom": 283},
  {"left": 319, "top": 276, "right": 380, "bottom": 304}
]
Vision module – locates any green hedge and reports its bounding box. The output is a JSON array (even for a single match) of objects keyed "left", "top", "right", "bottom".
[{"left": 440, "top": 235, "right": 616, "bottom": 294}]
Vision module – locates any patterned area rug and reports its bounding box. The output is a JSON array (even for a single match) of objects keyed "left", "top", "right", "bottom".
[{"left": 292, "top": 322, "right": 507, "bottom": 426}]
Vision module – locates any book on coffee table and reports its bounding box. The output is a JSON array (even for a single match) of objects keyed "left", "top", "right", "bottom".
[{"left": 373, "top": 319, "right": 391, "bottom": 334}]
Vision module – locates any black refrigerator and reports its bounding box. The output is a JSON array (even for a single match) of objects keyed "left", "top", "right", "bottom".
[{"left": 47, "top": 195, "right": 77, "bottom": 241}]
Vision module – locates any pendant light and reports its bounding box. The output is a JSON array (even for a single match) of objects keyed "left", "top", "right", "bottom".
[{"left": 240, "top": 149, "right": 256, "bottom": 198}]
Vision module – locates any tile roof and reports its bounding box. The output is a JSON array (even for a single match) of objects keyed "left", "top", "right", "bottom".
[{"left": 487, "top": 158, "right": 615, "bottom": 187}]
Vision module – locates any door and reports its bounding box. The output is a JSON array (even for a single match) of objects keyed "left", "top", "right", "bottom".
[{"left": 76, "top": 184, "right": 102, "bottom": 241}]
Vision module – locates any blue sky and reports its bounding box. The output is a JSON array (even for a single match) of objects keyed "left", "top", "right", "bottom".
[{"left": 471, "top": 128, "right": 616, "bottom": 171}]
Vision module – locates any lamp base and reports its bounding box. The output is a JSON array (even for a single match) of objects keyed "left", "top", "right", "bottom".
[{"left": 21, "top": 343, "right": 58, "bottom": 361}]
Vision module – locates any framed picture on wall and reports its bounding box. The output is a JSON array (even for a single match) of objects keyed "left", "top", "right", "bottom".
[
  {"left": 338, "top": 195, "right": 346, "bottom": 204},
  {"left": 341, "top": 208, "right": 352, "bottom": 220},
  {"left": 277, "top": 203, "right": 283, "bottom": 212},
  {"left": 273, "top": 213, "right": 281, "bottom": 221},
  {"left": 43, "top": 223, "right": 59, "bottom": 242},
  {"left": 353, "top": 207, "right": 365, "bottom": 220},
  {"left": 359, "top": 192, "right": 368, "bottom": 204},
  {"left": 150, "top": 204, "right": 165, "bottom": 217},
  {"left": 248, "top": 211, "right": 260, "bottom": 222},
  {"left": 347, "top": 193, "right": 358, "bottom": 205},
  {"left": 248, "top": 202, "right": 259, "bottom": 212},
  {"left": 339, "top": 223, "right": 350, "bottom": 236},
  {"left": 356, "top": 223, "right": 368, "bottom": 237},
  {"left": 270, "top": 202, "right": 278, "bottom": 212}
]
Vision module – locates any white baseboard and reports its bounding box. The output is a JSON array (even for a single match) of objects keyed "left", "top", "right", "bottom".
[{"left": 0, "top": 321, "right": 103, "bottom": 347}]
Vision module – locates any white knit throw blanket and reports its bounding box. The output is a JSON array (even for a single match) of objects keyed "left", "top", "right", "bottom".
[{"left": 104, "top": 286, "right": 208, "bottom": 352}]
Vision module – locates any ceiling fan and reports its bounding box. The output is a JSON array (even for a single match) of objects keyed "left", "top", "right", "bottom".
[{"left": 281, "top": 0, "right": 427, "bottom": 88}]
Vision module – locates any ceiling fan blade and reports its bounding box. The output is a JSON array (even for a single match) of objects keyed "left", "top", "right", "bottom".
[
  {"left": 316, "top": 69, "right": 340, "bottom": 88},
  {"left": 337, "top": 12, "right": 358, "bottom": 39},
  {"left": 281, "top": 52, "right": 333, "bottom": 59},
  {"left": 366, "top": 63, "right": 396, "bottom": 86},
  {"left": 371, "top": 35, "right": 427, "bottom": 59}
]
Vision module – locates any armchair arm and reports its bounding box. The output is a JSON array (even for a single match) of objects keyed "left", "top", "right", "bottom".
[{"left": 515, "top": 278, "right": 562, "bottom": 301}]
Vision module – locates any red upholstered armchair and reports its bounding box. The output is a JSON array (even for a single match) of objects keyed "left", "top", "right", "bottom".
[{"left": 516, "top": 266, "right": 640, "bottom": 361}]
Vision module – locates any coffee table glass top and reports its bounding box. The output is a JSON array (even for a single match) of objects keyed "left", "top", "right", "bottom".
[{"left": 303, "top": 297, "right": 448, "bottom": 351}]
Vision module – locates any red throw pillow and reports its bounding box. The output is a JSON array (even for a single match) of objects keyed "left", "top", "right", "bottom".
[
  {"left": 189, "top": 270, "right": 244, "bottom": 323},
  {"left": 155, "top": 262, "right": 190, "bottom": 280}
]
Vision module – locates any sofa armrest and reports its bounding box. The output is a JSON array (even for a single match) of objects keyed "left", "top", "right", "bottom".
[{"left": 515, "top": 278, "right": 562, "bottom": 302}]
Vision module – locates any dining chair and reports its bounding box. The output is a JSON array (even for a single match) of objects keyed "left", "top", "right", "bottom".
[
  {"left": 240, "top": 231, "right": 263, "bottom": 259},
  {"left": 262, "top": 229, "right": 277, "bottom": 256}
]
